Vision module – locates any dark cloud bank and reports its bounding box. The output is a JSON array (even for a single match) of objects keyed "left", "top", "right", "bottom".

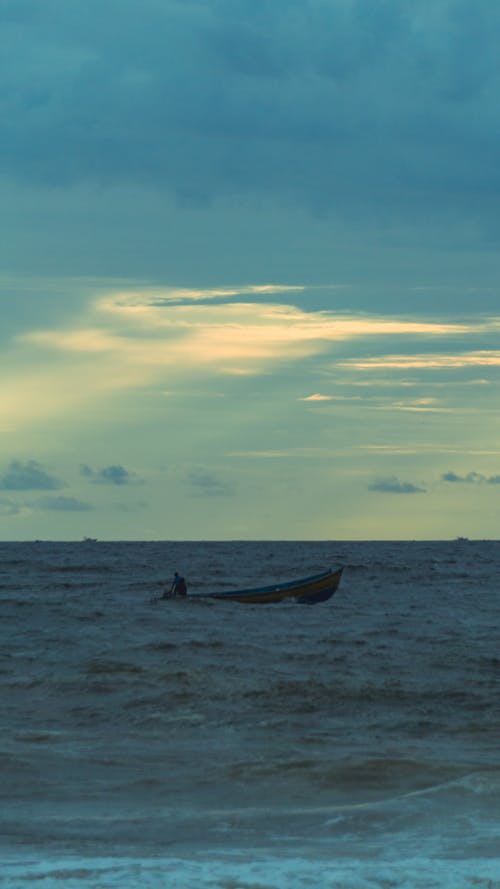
[{"left": 3, "top": 0, "right": 500, "bottom": 219}]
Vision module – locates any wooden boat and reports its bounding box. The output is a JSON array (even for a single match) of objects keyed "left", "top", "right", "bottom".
[{"left": 205, "top": 567, "right": 343, "bottom": 605}]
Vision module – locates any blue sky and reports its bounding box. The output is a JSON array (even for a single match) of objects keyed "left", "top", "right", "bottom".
[{"left": 2, "top": 0, "right": 500, "bottom": 539}]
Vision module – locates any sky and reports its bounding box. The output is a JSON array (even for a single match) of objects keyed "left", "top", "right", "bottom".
[{"left": 2, "top": 0, "right": 500, "bottom": 540}]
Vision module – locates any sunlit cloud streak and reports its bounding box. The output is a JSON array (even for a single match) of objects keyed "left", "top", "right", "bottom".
[
  {"left": 362, "top": 446, "right": 500, "bottom": 456},
  {"left": 340, "top": 351, "right": 500, "bottom": 369},
  {"left": 21, "top": 294, "right": 477, "bottom": 370},
  {"left": 375, "top": 401, "right": 453, "bottom": 414},
  {"left": 5, "top": 288, "right": 500, "bottom": 440},
  {"left": 106, "top": 284, "right": 308, "bottom": 307},
  {"left": 227, "top": 448, "right": 353, "bottom": 459}
]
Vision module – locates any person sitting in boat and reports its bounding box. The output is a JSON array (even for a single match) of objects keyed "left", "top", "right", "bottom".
[{"left": 163, "top": 572, "right": 187, "bottom": 598}]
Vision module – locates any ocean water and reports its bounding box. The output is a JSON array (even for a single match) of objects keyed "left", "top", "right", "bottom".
[{"left": 1, "top": 539, "right": 500, "bottom": 888}]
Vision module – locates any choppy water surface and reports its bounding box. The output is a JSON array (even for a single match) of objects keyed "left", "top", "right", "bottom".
[{"left": 1, "top": 540, "right": 500, "bottom": 888}]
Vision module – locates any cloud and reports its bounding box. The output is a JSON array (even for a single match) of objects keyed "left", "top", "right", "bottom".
[
  {"left": 97, "top": 465, "right": 134, "bottom": 485},
  {"left": 37, "top": 495, "right": 94, "bottom": 511},
  {"left": 0, "top": 459, "right": 63, "bottom": 491},
  {"left": 107, "top": 284, "right": 306, "bottom": 308},
  {"left": 6, "top": 287, "right": 500, "bottom": 440},
  {"left": 369, "top": 469, "right": 500, "bottom": 494},
  {"left": 3, "top": 0, "right": 500, "bottom": 227},
  {"left": 21, "top": 292, "right": 475, "bottom": 378},
  {"left": 299, "top": 393, "right": 335, "bottom": 402},
  {"left": 362, "top": 445, "right": 500, "bottom": 456},
  {"left": 339, "top": 351, "right": 500, "bottom": 370},
  {"left": 227, "top": 448, "right": 337, "bottom": 459},
  {"left": 442, "top": 471, "right": 500, "bottom": 485},
  {"left": 186, "top": 469, "right": 235, "bottom": 497},
  {"left": 368, "top": 476, "right": 426, "bottom": 494},
  {"left": 387, "top": 398, "right": 448, "bottom": 413},
  {"left": 81, "top": 464, "right": 138, "bottom": 485}
]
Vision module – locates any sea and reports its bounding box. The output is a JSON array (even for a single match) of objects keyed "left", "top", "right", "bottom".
[{"left": 1, "top": 539, "right": 500, "bottom": 889}]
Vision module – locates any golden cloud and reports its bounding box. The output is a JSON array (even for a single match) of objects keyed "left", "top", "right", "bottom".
[
  {"left": 6, "top": 286, "right": 500, "bottom": 434},
  {"left": 339, "top": 351, "right": 500, "bottom": 369}
]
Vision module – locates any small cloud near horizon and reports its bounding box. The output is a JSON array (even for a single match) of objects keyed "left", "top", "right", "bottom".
[
  {"left": 299, "top": 393, "right": 334, "bottom": 402},
  {"left": 368, "top": 476, "right": 426, "bottom": 494},
  {"left": 80, "top": 464, "right": 140, "bottom": 486},
  {"left": 442, "top": 471, "right": 500, "bottom": 484},
  {"left": 0, "top": 460, "right": 63, "bottom": 491}
]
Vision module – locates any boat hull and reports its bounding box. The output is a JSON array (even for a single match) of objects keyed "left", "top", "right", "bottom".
[{"left": 206, "top": 567, "right": 343, "bottom": 605}]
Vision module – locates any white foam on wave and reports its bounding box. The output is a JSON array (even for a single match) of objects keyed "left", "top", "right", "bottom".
[{"left": 3, "top": 853, "right": 500, "bottom": 889}]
